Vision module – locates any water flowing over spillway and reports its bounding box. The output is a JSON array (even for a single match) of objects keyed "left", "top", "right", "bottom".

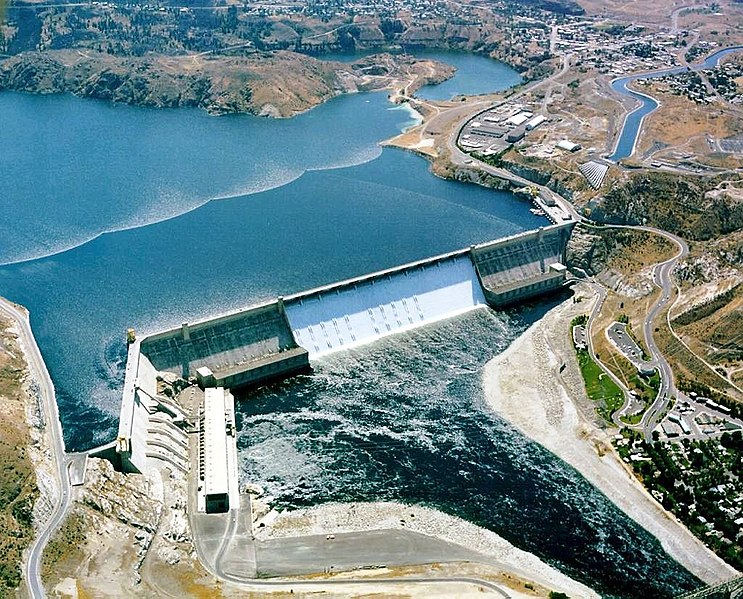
[{"left": 284, "top": 254, "right": 486, "bottom": 357}]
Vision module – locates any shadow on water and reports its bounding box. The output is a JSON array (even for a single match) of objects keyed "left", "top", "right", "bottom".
[{"left": 235, "top": 297, "right": 698, "bottom": 599}]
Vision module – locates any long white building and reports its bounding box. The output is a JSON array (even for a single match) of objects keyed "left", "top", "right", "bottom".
[{"left": 203, "top": 387, "right": 234, "bottom": 513}]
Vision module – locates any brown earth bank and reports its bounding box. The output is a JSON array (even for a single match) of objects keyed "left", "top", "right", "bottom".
[
  {"left": 0, "top": 49, "right": 454, "bottom": 117},
  {"left": 0, "top": 312, "right": 38, "bottom": 598}
]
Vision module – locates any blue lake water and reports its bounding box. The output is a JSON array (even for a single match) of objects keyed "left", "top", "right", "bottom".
[
  {"left": 0, "top": 52, "right": 699, "bottom": 597},
  {"left": 0, "top": 82, "right": 542, "bottom": 449},
  {"left": 608, "top": 45, "right": 743, "bottom": 161},
  {"left": 316, "top": 49, "right": 522, "bottom": 100},
  {"left": 414, "top": 50, "right": 522, "bottom": 100},
  {"left": 0, "top": 91, "right": 406, "bottom": 265}
]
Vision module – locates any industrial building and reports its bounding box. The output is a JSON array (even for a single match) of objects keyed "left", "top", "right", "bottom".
[
  {"left": 557, "top": 139, "right": 582, "bottom": 152},
  {"left": 506, "top": 125, "right": 527, "bottom": 143},
  {"left": 525, "top": 115, "right": 546, "bottom": 131},
  {"left": 140, "top": 300, "right": 310, "bottom": 389},
  {"left": 471, "top": 225, "right": 572, "bottom": 307},
  {"left": 506, "top": 111, "right": 533, "bottom": 126},
  {"left": 201, "top": 387, "right": 236, "bottom": 514}
]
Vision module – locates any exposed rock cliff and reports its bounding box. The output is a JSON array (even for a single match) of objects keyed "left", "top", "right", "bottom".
[
  {"left": 42, "top": 457, "right": 214, "bottom": 597},
  {"left": 590, "top": 173, "right": 743, "bottom": 241},
  {"left": 0, "top": 310, "right": 40, "bottom": 596}
]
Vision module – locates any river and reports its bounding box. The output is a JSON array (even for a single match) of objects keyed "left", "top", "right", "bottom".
[{"left": 609, "top": 45, "right": 743, "bottom": 161}]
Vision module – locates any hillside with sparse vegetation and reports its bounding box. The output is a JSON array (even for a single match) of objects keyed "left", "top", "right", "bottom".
[{"left": 0, "top": 316, "right": 38, "bottom": 598}]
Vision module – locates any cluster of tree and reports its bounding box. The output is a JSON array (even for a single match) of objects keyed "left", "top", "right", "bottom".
[{"left": 632, "top": 437, "right": 743, "bottom": 569}]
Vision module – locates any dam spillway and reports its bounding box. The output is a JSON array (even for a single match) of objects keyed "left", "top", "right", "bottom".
[
  {"left": 283, "top": 252, "right": 487, "bottom": 358},
  {"left": 115, "top": 222, "right": 574, "bottom": 473}
]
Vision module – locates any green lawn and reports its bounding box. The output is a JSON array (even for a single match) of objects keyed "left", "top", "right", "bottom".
[
  {"left": 576, "top": 349, "right": 625, "bottom": 420},
  {"left": 620, "top": 411, "right": 645, "bottom": 426}
]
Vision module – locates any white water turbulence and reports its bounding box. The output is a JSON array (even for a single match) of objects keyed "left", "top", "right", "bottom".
[{"left": 284, "top": 254, "right": 486, "bottom": 357}]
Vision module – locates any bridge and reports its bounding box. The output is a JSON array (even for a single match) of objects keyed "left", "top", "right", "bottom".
[{"left": 675, "top": 575, "right": 743, "bottom": 599}]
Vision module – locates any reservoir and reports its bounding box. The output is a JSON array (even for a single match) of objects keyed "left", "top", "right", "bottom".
[
  {"left": 0, "top": 52, "right": 698, "bottom": 598},
  {"left": 413, "top": 50, "right": 522, "bottom": 100},
  {"left": 0, "top": 61, "right": 542, "bottom": 449}
]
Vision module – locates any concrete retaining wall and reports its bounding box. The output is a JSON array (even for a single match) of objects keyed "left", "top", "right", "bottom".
[{"left": 472, "top": 222, "right": 574, "bottom": 306}]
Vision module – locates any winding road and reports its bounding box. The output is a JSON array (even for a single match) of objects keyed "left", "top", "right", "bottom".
[
  {"left": 449, "top": 79, "right": 693, "bottom": 438},
  {"left": 640, "top": 231, "right": 689, "bottom": 435},
  {"left": 0, "top": 299, "right": 70, "bottom": 599}
]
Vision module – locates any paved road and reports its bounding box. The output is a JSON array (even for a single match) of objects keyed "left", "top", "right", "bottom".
[
  {"left": 574, "top": 225, "right": 689, "bottom": 436},
  {"left": 640, "top": 231, "right": 688, "bottom": 436},
  {"left": 578, "top": 280, "right": 639, "bottom": 426},
  {"left": 670, "top": 4, "right": 697, "bottom": 35},
  {"left": 0, "top": 298, "right": 70, "bottom": 599}
]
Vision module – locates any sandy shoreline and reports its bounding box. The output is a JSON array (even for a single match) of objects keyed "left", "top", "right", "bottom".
[{"left": 481, "top": 286, "right": 737, "bottom": 584}]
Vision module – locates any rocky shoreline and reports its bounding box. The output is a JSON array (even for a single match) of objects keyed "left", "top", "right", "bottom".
[{"left": 0, "top": 49, "right": 455, "bottom": 117}]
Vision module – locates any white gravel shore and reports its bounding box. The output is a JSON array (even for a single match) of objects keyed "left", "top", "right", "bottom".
[{"left": 481, "top": 289, "right": 738, "bottom": 585}]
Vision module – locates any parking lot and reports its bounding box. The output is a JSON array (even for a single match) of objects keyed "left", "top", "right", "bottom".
[{"left": 606, "top": 322, "right": 655, "bottom": 375}]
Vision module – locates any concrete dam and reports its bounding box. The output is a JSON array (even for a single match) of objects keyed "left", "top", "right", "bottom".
[{"left": 115, "top": 222, "right": 574, "bottom": 473}]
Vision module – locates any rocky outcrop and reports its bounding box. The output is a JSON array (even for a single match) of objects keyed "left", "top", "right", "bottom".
[
  {"left": 81, "top": 459, "right": 161, "bottom": 534},
  {"left": 0, "top": 49, "right": 455, "bottom": 117},
  {"left": 590, "top": 173, "right": 743, "bottom": 241},
  {"left": 499, "top": 158, "right": 575, "bottom": 199},
  {"left": 567, "top": 227, "right": 611, "bottom": 276}
]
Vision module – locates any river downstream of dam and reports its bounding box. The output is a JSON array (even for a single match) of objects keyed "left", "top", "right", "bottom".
[
  {"left": 0, "top": 52, "right": 700, "bottom": 598},
  {"left": 237, "top": 308, "right": 699, "bottom": 598}
]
